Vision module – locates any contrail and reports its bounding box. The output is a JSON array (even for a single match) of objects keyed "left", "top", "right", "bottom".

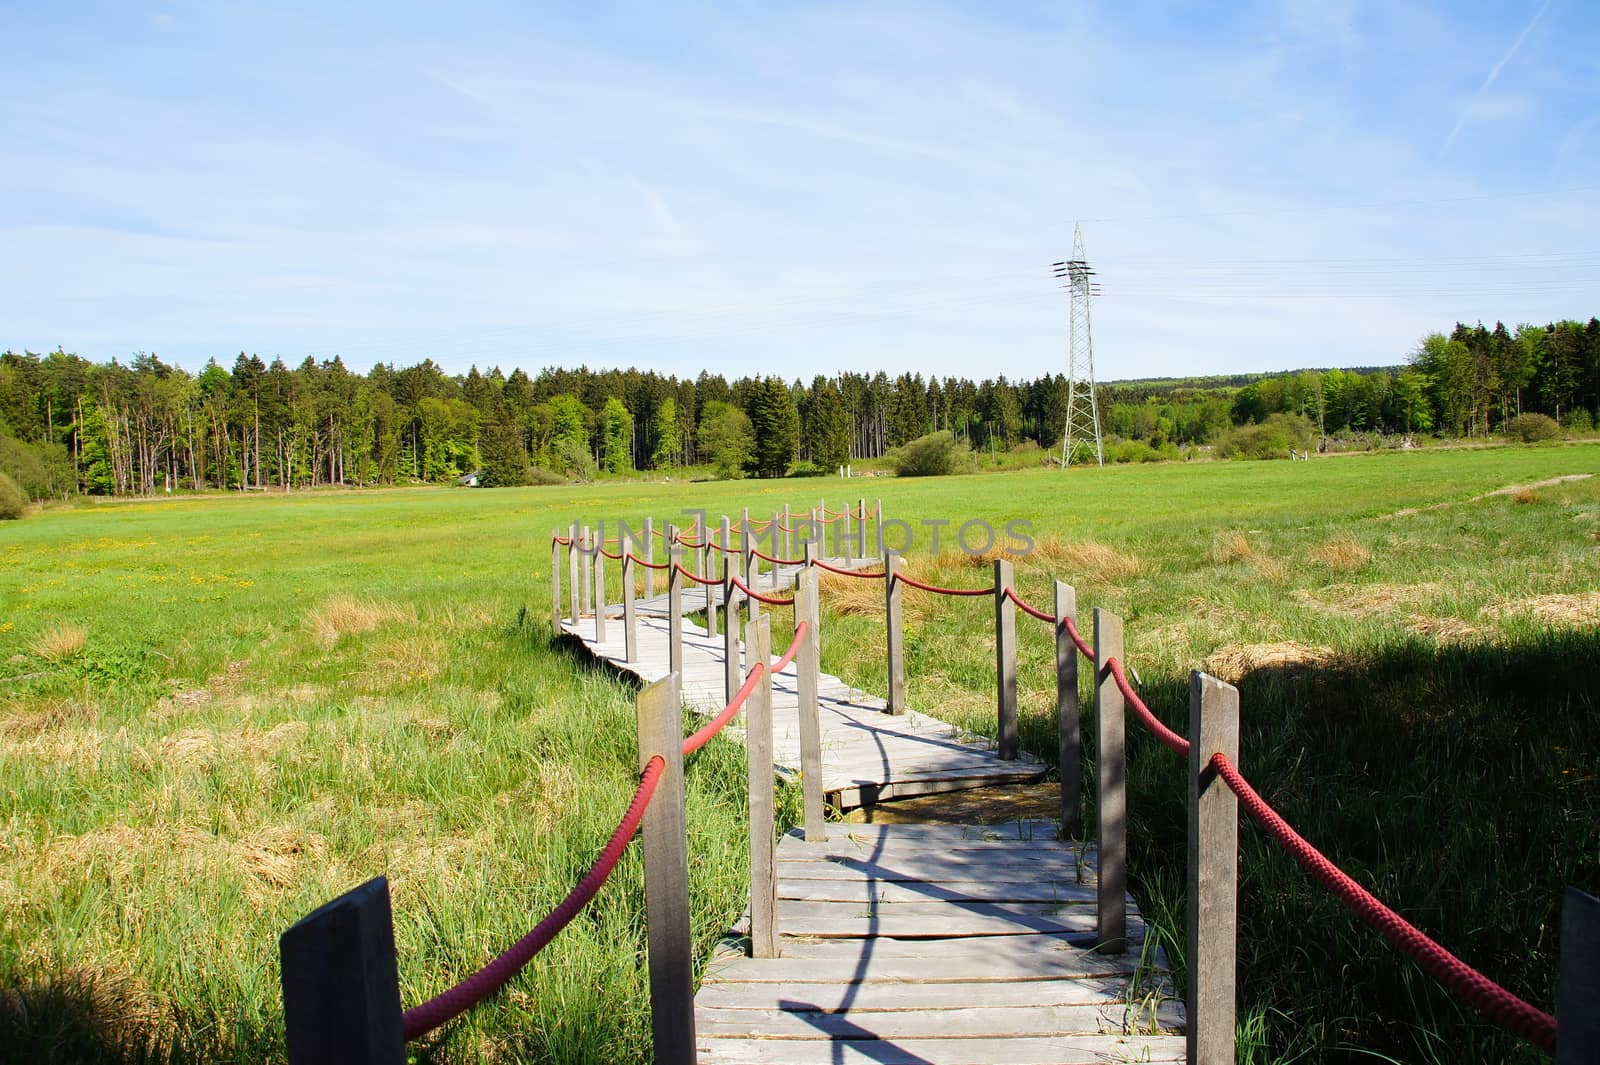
[{"left": 1444, "top": 0, "right": 1554, "bottom": 151}]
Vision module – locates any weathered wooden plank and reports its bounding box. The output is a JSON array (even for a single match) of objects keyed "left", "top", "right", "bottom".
[
  {"left": 770, "top": 905, "right": 1138, "bottom": 939},
  {"left": 701, "top": 948, "right": 1152, "bottom": 985},
  {"left": 696, "top": 1000, "right": 1183, "bottom": 1039},
  {"left": 694, "top": 1035, "right": 1187, "bottom": 1065},
  {"left": 779, "top": 878, "right": 1098, "bottom": 904},
  {"left": 774, "top": 859, "right": 1097, "bottom": 885}
]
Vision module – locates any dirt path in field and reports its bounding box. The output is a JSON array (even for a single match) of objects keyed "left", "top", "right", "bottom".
[{"left": 1376, "top": 472, "right": 1592, "bottom": 521}]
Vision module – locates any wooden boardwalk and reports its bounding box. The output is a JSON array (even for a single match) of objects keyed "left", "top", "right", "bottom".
[
  {"left": 558, "top": 581, "right": 1185, "bottom": 1063},
  {"left": 699, "top": 821, "right": 1182, "bottom": 1064},
  {"left": 561, "top": 611, "right": 1046, "bottom": 808}
]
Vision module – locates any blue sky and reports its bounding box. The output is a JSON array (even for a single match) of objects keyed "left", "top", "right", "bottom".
[{"left": 3, "top": 1, "right": 1597, "bottom": 381}]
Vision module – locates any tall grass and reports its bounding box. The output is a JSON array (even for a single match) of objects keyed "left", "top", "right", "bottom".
[{"left": 2, "top": 444, "right": 1597, "bottom": 1062}]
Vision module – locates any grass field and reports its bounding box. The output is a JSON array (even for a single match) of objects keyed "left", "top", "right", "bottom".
[{"left": 2, "top": 444, "right": 1598, "bottom": 1063}]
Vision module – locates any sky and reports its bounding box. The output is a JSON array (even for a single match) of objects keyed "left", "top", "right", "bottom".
[{"left": 2, "top": 1, "right": 1597, "bottom": 382}]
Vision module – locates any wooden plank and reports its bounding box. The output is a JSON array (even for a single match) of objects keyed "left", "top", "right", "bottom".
[
  {"left": 885, "top": 549, "right": 905, "bottom": 714},
  {"left": 779, "top": 878, "right": 1098, "bottom": 905},
  {"left": 770, "top": 905, "right": 1136, "bottom": 939},
  {"left": 995, "top": 557, "right": 1018, "bottom": 760},
  {"left": 795, "top": 567, "right": 827, "bottom": 842},
  {"left": 702, "top": 949, "right": 1151, "bottom": 986},
  {"left": 695, "top": 1035, "right": 1187, "bottom": 1065},
  {"left": 696, "top": 1000, "right": 1182, "bottom": 1040},
  {"left": 697, "top": 975, "right": 1145, "bottom": 1012}
]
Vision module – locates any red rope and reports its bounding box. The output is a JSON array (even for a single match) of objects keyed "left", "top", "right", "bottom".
[
  {"left": 672, "top": 562, "right": 721, "bottom": 587},
  {"left": 1003, "top": 587, "right": 1056, "bottom": 623},
  {"left": 774, "top": 621, "right": 808, "bottom": 673},
  {"left": 1212, "top": 754, "right": 1557, "bottom": 1051},
  {"left": 1107, "top": 657, "right": 1191, "bottom": 757},
  {"left": 730, "top": 576, "right": 795, "bottom": 606},
  {"left": 1063, "top": 615, "right": 1093, "bottom": 660},
  {"left": 812, "top": 558, "right": 885, "bottom": 578},
  {"left": 682, "top": 664, "right": 763, "bottom": 755},
  {"left": 895, "top": 572, "right": 995, "bottom": 597},
  {"left": 400, "top": 756, "right": 666, "bottom": 1040},
  {"left": 552, "top": 536, "right": 572, "bottom": 546},
  {"left": 598, "top": 546, "right": 622, "bottom": 560},
  {"left": 752, "top": 547, "right": 807, "bottom": 566},
  {"left": 627, "top": 553, "right": 668, "bottom": 571}
]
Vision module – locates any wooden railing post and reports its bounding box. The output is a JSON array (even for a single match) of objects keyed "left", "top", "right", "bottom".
[
  {"left": 747, "top": 614, "right": 778, "bottom": 958},
  {"left": 782, "top": 503, "right": 792, "bottom": 559},
  {"left": 635, "top": 673, "right": 695, "bottom": 1064},
  {"left": 594, "top": 530, "right": 608, "bottom": 644},
  {"left": 874, "top": 498, "right": 884, "bottom": 559},
  {"left": 885, "top": 549, "right": 906, "bottom": 715},
  {"left": 279, "top": 876, "right": 404, "bottom": 1065},
  {"left": 856, "top": 497, "right": 867, "bottom": 558},
  {"left": 643, "top": 516, "right": 655, "bottom": 598},
  {"left": 723, "top": 518, "right": 742, "bottom": 704},
  {"left": 622, "top": 537, "right": 638, "bottom": 663},
  {"left": 704, "top": 524, "right": 719, "bottom": 640},
  {"left": 579, "top": 526, "right": 593, "bottom": 618},
  {"left": 1094, "top": 607, "right": 1127, "bottom": 953},
  {"left": 994, "top": 558, "right": 1018, "bottom": 761},
  {"left": 566, "top": 521, "right": 580, "bottom": 625},
  {"left": 1055, "top": 581, "right": 1081, "bottom": 833},
  {"left": 550, "top": 530, "right": 562, "bottom": 630},
  {"left": 795, "top": 566, "right": 827, "bottom": 841},
  {"left": 1560, "top": 887, "right": 1600, "bottom": 1064},
  {"left": 667, "top": 531, "right": 683, "bottom": 677},
  {"left": 1187, "top": 671, "right": 1239, "bottom": 1065},
  {"left": 842, "top": 499, "right": 852, "bottom": 554},
  {"left": 742, "top": 508, "right": 760, "bottom": 624}
]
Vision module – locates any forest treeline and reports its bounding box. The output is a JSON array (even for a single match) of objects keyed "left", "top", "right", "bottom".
[{"left": 1, "top": 317, "right": 1597, "bottom": 498}]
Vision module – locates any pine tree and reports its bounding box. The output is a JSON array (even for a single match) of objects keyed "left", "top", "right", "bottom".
[{"left": 748, "top": 377, "right": 798, "bottom": 477}]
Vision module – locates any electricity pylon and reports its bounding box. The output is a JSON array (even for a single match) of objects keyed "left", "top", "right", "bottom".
[{"left": 1053, "top": 223, "right": 1103, "bottom": 467}]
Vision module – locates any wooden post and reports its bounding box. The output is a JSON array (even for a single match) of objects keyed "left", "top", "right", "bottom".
[
  {"left": 803, "top": 536, "right": 818, "bottom": 569},
  {"left": 747, "top": 614, "right": 779, "bottom": 958},
  {"left": 566, "top": 521, "right": 580, "bottom": 624},
  {"left": 874, "top": 499, "right": 884, "bottom": 559},
  {"left": 550, "top": 530, "right": 562, "bottom": 630},
  {"left": 842, "top": 500, "right": 852, "bottom": 554},
  {"left": 857, "top": 497, "right": 867, "bottom": 558},
  {"left": 885, "top": 549, "right": 906, "bottom": 715},
  {"left": 1187, "top": 671, "right": 1239, "bottom": 1065},
  {"left": 723, "top": 517, "right": 741, "bottom": 704},
  {"left": 279, "top": 876, "right": 404, "bottom": 1065},
  {"left": 667, "top": 533, "right": 683, "bottom": 677},
  {"left": 1094, "top": 607, "right": 1127, "bottom": 953},
  {"left": 796, "top": 567, "right": 827, "bottom": 841},
  {"left": 635, "top": 673, "right": 696, "bottom": 1064},
  {"left": 1055, "top": 581, "right": 1081, "bottom": 833},
  {"left": 579, "top": 526, "right": 592, "bottom": 617},
  {"left": 622, "top": 538, "right": 638, "bottom": 663},
  {"left": 1560, "top": 887, "right": 1600, "bottom": 1064},
  {"left": 704, "top": 527, "right": 718, "bottom": 639},
  {"left": 643, "top": 516, "right": 655, "bottom": 598},
  {"left": 593, "top": 532, "right": 607, "bottom": 644},
  {"left": 994, "top": 558, "right": 1018, "bottom": 761},
  {"left": 743, "top": 508, "right": 760, "bottom": 625},
  {"left": 781, "top": 503, "right": 791, "bottom": 560}
]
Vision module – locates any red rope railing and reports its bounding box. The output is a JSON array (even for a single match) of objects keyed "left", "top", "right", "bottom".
[
  {"left": 752, "top": 547, "right": 807, "bottom": 566},
  {"left": 773, "top": 620, "right": 808, "bottom": 673},
  {"left": 812, "top": 558, "right": 885, "bottom": 578},
  {"left": 401, "top": 755, "right": 666, "bottom": 1039},
  {"left": 730, "top": 575, "right": 795, "bottom": 606},
  {"left": 672, "top": 562, "right": 722, "bottom": 587},
  {"left": 1212, "top": 754, "right": 1557, "bottom": 1051},
  {"left": 627, "top": 553, "right": 668, "bottom": 571},
  {"left": 1110, "top": 654, "right": 1558, "bottom": 1051},
  {"left": 894, "top": 571, "right": 995, "bottom": 597},
  {"left": 681, "top": 664, "right": 763, "bottom": 756}
]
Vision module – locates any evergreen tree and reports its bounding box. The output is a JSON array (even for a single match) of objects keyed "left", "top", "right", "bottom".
[
  {"left": 747, "top": 376, "right": 799, "bottom": 477},
  {"left": 600, "top": 396, "right": 633, "bottom": 474}
]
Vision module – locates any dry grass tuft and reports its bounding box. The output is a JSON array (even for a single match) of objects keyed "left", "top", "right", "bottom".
[
  {"left": 1248, "top": 554, "right": 1288, "bottom": 581},
  {"left": 1511, "top": 488, "right": 1537, "bottom": 505},
  {"left": 29, "top": 622, "right": 86, "bottom": 662},
  {"left": 965, "top": 535, "right": 1141, "bottom": 581},
  {"left": 369, "top": 635, "right": 443, "bottom": 685},
  {"left": 1210, "top": 531, "right": 1254, "bottom": 564},
  {"left": 1293, "top": 582, "right": 1440, "bottom": 618},
  {"left": 1309, "top": 536, "right": 1371, "bottom": 571},
  {"left": 1, "top": 697, "right": 97, "bottom": 738},
  {"left": 306, "top": 596, "right": 408, "bottom": 646},
  {"left": 1405, "top": 615, "right": 1480, "bottom": 643},
  {"left": 233, "top": 824, "right": 327, "bottom": 890},
  {"left": 818, "top": 570, "right": 885, "bottom": 616},
  {"left": 1481, "top": 592, "right": 1600, "bottom": 627},
  {"left": 1203, "top": 641, "right": 1334, "bottom": 682}
]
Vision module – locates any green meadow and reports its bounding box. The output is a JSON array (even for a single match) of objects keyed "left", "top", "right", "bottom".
[{"left": 2, "top": 443, "right": 1598, "bottom": 1063}]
